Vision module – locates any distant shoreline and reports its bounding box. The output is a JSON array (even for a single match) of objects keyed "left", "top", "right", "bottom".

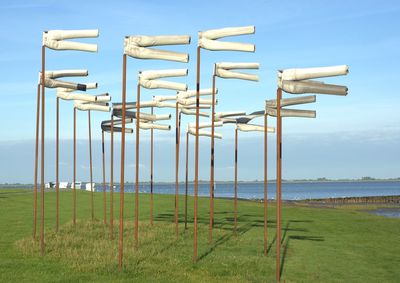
[{"left": 2, "top": 178, "right": 400, "bottom": 187}]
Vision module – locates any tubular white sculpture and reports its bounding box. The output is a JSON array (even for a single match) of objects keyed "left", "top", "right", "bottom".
[
  {"left": 193, "top": 26, "right": 257, "bottom": 254},
  {"left": 198, "top": 26, "right": 255, "bottom": 52},
  {"left": 139, "top": 69, "right": 188, "bottom": 90},
  {"left": 43, "top": 29, "right": 99, "bottom": 52},
  {"left": 120, "top": 33, "right": 190, "bottom": 266},
  {"left": 74, "top": 98, "right": 111, "bottom": 223},
  {"left": 124, "top": 35, "right": 190, "bottom": 62},
  {"left": 273, "top": 65, "right": 349, "bottom": 282},
  {"left": 101, "top": 117, "right": 134, "bottom": 239},
  {"left": 36, "top": 28, "right": 98, "bottom": 256},
  {"left": 207, "top": 61, "right": 259, "bottom": 242},
  {"left": 278, "top": 65, "right": 349, "bottom": 95}
]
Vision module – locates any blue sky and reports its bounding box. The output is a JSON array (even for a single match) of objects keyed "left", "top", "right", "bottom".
[{"left": 0, "top": 0, "right": 399, "bottom": 183}]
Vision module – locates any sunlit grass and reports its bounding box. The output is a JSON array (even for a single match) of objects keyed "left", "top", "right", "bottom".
[{"left": 1, "top": 189, "right": 400, "bottom": 282}]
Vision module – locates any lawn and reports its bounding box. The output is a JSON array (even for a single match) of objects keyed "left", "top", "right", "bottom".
[{"left": 0, "top": 189, "right": 399, "bottom": 282}]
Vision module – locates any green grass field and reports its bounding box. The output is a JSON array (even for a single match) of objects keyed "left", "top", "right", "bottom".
[{"left": 0, "top": 189, "right": 399, "bottom": 282}]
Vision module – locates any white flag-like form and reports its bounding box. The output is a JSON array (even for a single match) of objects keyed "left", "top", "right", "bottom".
[
  {"left": 266, "top": 95, "right": 316, "bottom": 108},
  {"left": 237, "top": 123, "right": 275, "bottom": 133},
  {"left": 188, "top": 127, "right": 223, "bottom": 139},
  {"left": 278, "top": 65, "right": 349, "bottom": 95},
  {"left": 124, "top": 35, "right": 190, "bottom": 62},
  {"left": 139, "top": 69, "right": 188, "bottom": 91},
  {"left": 74, "top": 100, "right": 110, "bottom": 112},
  {"left": 215, "top": 62, "right": 259, "bottom": 81},
  {"left": 43, "top": 29, "right": 99, "bottom": 52},
  {"left": 198, "top": 26, "right": 255, "bottom": 52},
  {"left": 177, "top": 88, "right": 217, "bottom": 99}
]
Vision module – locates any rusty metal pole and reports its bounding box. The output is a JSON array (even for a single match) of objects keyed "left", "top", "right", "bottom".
[
  {"left": 193, "top": 46, "right": 200, "bottom": 263},
  {"left": 40, "top": 45, "right": 45, "bottom": 256},
  {"left": 119, "top": 54, "right": 127, "bottom": 270},
  {"left": 33, "top": 84, "right": 40, "bottom": 240},
  {"left": 175, "top": 102, "right": 179, "bottom": 238},
  {"left": 110, "top": 115, "right": 114, "bottom": 239},
  {"left": 209, "top": 69, "right": 216, "bottom": 244},
  {"left": 234, "top": 127, "right": 238, "bottom": 235},
  {"left": 102, "top": 130, "right": 107, "bottom": 225},
  {"left": 135, "top": 82, "right": 140, "bottom": 249},
  {"left": 73, "top": 107, "right": 76, "bottom": 227},
  {"left": 264, "top": 112, "right": 268, "bottom": 256},
  {"left": 150, "top": 107, "right": 154, "bottom": 226},
  {"left": 184, "top": 130, "right": 189, "bottom": 230},
  {"left": 276, "top": 88, "right": 282, "bottom": 282},
  {"left": 88, "top": 110, "right": 94, "bottom": 221},
  {"left": 56, "top": 97, "right": 59, "bottom": 232}
]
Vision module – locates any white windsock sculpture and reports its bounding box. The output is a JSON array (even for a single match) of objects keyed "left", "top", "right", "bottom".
[
  {"left": 56, "top": 85, "right": 106, "bottom": 102},
  {"left": 198, "top": 26, "right": 255, "bottom": 52},
  {"left": 215, "top": 62, "right": 260, "bottom": 81},
  {"left": 113, "top": 100, "right": 158, "bottom": 110},
  {"left": 36, "top": 29, "right": 100, "bottom": 255},
  {"left": 38, "top": 69, "right": 92, "bottom": 91},
  {"left": 74, "top": 100, "right": 111, "bottom": 112},
  {"left": 278, "top": 65, "right": 349, "bottom": 95},
  {"left": 139, "top": 69, "right": 188, "bottom": 91},
  {"left": 188, "top": 127, "right": 223, "bottom": 139},
  {"left": 177, "top": 88, "right": 217, "bottom": 99},
  {"left": 120, "top": 33, "right": 191, "bottom": 258},
  {"left": 138, "top": 121, "right": 171, "bottom": 131},
  {"left": 43, "top": 29, "right": 99, "bottom": 52},
  {"left": 102, "top": 118, "right": 134, "bottom": 133},
  {"left": 214, "top": 111, "right": 247, "bottom": 122},
  {"left": 265, "top": 95, "right": 317, "bottom": 119},
  {"left": 236, "top": 123, "right": 275, "bottom": 133},
  {"left": 124, "top": 35, "right": 190, "bottom": 62}
]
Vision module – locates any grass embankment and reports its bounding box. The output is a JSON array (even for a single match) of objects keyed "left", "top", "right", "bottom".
[{"left": 0, "top": 189, "right": 399, "bottom": 282}]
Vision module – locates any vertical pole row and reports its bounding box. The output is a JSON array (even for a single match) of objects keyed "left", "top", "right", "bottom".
[
  {"left": 175, "top": 102, "right": 179, "bottom": 237},
  {"left": 119, "top": 54, "right": 127, "bottom": 270},
  {"left": 184, "top": 131, "right": 189, "bottom": 230},
  {"left": 73, "top": 108, "right": 76, "bottom": 227},
  {"left": 193, "top": 46, "right": 201, "bottom": 263},
  {"left": 110, "top": 115, "right": 114, "bottom": 240},
  {"left": 150, "top": 107, "right": 154, "bottom": 226},
  {"left": 209, "top": 71, "right": 216, "bottom": 244},
  {"left": 276, "top": 88, "right": 282, "bottom": 282},
  {"left": 56, "top": 97, "right": 59, "bottom": 232},
  {"left": 135, "top": 83, "right": 140, "bottom": 249},
  {"left": 263, "top": 113, "right": 268, "bottom": 255},
  {"left": 102, "top": 130, "right": 107, "bottom": 225},
  {"left": 40, "top": 46, "right": 45, "bottom": 256},
  {"left": 33, "top": 84, "right": 40, "bottom": 240},
  {"left": 234, "top": 127, "right": 238, "bottom": 235},
  {"left": 88, "top": 110, "right": 94, "bottom": 221}
]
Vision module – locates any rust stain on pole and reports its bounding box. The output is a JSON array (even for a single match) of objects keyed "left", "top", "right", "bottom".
[
  {"left": 209, "top": 72, "right": 216, "bottom": 244},
  {"left": 193, "top": 46, "right": 200, "bottom": 263},
  {"left": 88, "top": 110, "right": 94, "bottom": 221},
  {"left": 234, "top": 127, "right": 238, "bottom": 235},
  {"left": 276, "top": 88, "right": 282, "bottom": 282},
  {"left": 40, "top": 45, "right": 45, "bottom": 256},
  {"left": 110, "top": 115, "right": 114, "bottom": 240},
  {"left": 73, "top": 108, "right": 76, "bottom": 227},
  {"left": 119, "top": 54, "right": 127, "bottom": 270},
  {"left": 56, "top": 97, "right": 59, "bottom": 232},
  {"left": 135, "top": 82, "right": 140, "bottom": 249},
  {"left": 185, "top": 131, "right": 189, "bottom": 230},
  {"left": 175, "top": 102, "right": 179, "bottom": 238},
  {"left": 150, "top": 107, "right": 154, "bottom": 226},
  {"left": 33, "top": 84, "right": 40, "bottom": 240},
  {"left": 102, "top": 130, "right": 107, "bottom": 225},
  {"left": 264, "top": 113, "right": 268, "bottom": 256}
]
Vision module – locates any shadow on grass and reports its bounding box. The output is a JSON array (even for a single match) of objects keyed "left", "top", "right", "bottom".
[{"left": 198, "top": 221, "right": 254, "bottom": 262}]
